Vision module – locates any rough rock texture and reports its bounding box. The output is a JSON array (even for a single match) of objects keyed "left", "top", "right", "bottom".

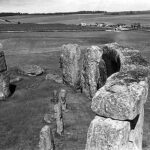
[
  {"left": 54, "top": 102, "right": 63, "bottom": 135},
  {"left": 85, "top": 43, "right": 149, "bottom": 150},
  {"left": 81, "top": 46, "right": 106, "bottom": 98},
  {"left": 103, "top": 43, "right": 148, "bottom": 72},
  {"left": 61, "top": 43, "right": 149, "bottom": 99},
  {"left": 51, "top": 90, "right": 58, "bottom": 103},
  {"left": 91, "top": 70, "right": 149, "bottom": 120},
  {"left": 0, "top": 73, "right": 10, "bottom": 100},
  {"left": 0, "top": 51, "right": 7, "bottom": 72},
  {"left": 39, "top": 125, "right": 54, "bottom": 150},
  {"left": 85, "top": 116, "right": 130, "bottom": 150},
  {"left": 128, "top": 107, "right": 144, "bottom": 150},
  {"left": 10, "top": 76, "right": 22, "bottom": 83},
  {"left": 0, "top": 43, "right": 2, "bottom": 49},
  {"left": 46, "top": 73, "right": 62, "bottom": 84},
  {"left": 44, "top": 114, "right": 54, "bottom": 124},
  {"left": 20, "top": 65, "right": 44, "bottom": 76},
  {"left": 58, "top": 89, "right": 67, "bottom": 111},
  {"left": 61, "top": 44, "right": 81, "bottom": 88}
]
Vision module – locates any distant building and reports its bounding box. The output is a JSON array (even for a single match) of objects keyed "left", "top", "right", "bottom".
[
  {"left": 80, "top": 22, "right": 87, "bottom": 27},
  {"left": 89, "top": 22, "right": 97, "bottom": 27},
  {"left": 117, "top": 23, "right": 126, "bottom": 28},
  {"left": 131, "top": 23, "right": 141, "bottom": 29},
  {"left": 97, "top": 23, "right": 106, "bottom": 27}
]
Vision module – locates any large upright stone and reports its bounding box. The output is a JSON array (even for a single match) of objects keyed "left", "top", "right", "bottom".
[
  {"left": 0, "top": 43, "right": 2, "bottom": 49},
  {"left": 85, "top": 116, "right": 130, "bottom": 150},
  {"left": 61, "top": 44, "right": 81, "bottom": 88},
  {"left": 0, "top": 51, "right": 7, "bottom": 72},
  {"left": 91, "top": 69, "right": 149, "bottom": 120},
  {"left": 39, "top": 125, "right": 54, "bottom": 150},
  {"left": 81, "top": 46, "right": 106, "bottom": 98},
  {"left": 0, "top": 73, "right": 10, "bottom": 100}
]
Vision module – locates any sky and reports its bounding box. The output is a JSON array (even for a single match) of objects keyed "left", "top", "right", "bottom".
[{"left": 0, "top": 0, "right": 150, "bottom": 13}]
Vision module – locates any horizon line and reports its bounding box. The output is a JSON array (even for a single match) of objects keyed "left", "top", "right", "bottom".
[{"left": 0, "top": 10, "right": 150, "bottom": 14}]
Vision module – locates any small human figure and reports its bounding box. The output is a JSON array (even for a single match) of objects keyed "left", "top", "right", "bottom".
[
  {"left": 58, "top": 89, "right": 67, "bottom": 111},
  {"left": 54, "top": 102, "right": 63, "bottom": 136}
]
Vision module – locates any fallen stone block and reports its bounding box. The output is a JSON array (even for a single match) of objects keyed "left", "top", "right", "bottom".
[{"left": 19, "top": 65, "right": 44, "bottom": 76}]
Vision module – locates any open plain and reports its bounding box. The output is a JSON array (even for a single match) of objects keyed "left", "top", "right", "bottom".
[{"left": 0, "top": 14, "right": 150, "bottom": 150}]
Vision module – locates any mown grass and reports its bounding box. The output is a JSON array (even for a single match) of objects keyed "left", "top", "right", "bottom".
[
  {"left": 1, "top": 13, "right": 150, "bottom": 26},
  {"left": 0, "top": 30, "right": 149, "bottom": 149}
]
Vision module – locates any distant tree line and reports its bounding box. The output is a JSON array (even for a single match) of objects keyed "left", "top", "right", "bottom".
[
  {"left": 0, "top": 11, "right": 106, "bottom": 17},
  {"left": 0, "top": 10, "right": 150, "bottom": 17},
  {"left": 0, "top": 13, "right": 28, "bottom": 17},
  {"left": 106, "top": 10, "right": 150, "bottom": 15}
]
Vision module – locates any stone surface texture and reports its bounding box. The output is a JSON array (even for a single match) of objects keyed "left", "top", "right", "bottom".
[
  {"left": 46, "top": 73, "right": 62, "bottom": 84},
  {"left": 81, "top": 46, "right": 105, "bottom": 98},
  {"left": 39, "top": 125, "right": 54, "bottom": 150},
  {"left": 0, "top": 73, "right": 10, "bottom": 100},
  {"left": 61, "top": 44, "right": 81, "bottom": 88},
  {"left": 84, "top": 43, "right": 149, "bottom": 150},
  {"left": 20, "top": 65, "right": 44, "bottom": 76},
  {"left": 61, "top": 43, "right": 149, "bottom": 150},
  {"left": 85, "top": 116, "right": 130, "bottom": 150},
  {"left": 0, "top": 51, "right": 7, "bottom": 72}
]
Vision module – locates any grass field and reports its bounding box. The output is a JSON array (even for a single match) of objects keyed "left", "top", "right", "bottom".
[
  {"left": 0, "top": 30, "right": 150, "bottom": 150},
  {"left": 0, "top": 13, "right": 150, "bottom": 25}
]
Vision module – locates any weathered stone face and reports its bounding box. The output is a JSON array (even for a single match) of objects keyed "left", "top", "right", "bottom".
[
  {"left": 85, "top": 116, "right": 130, "bottom": 150},
  {"left": 128, "top": 108, "right": 144, "bottom": 150},
  {"left": 20, "top": 65, "right": 44, "bottom": 76},
  {"left": 81, "top": 46, "right": 104, "bottom": 98},
  {"left": 91, "top": 71, "right": 148, "bottom": 120},
  {"left": 0, "top": 51, "right": 7, "bottom": 73},
  {"left": 46, "top": 73, "right": 63, "bottom": 84},
  {"left": 0, "top": 73, "right": 10, "bottom": 100},
  {"left": 39, "top": 125, "right": 54, "bottom": 150},
  {"left": 84, "top": 43, "right": 149, "bottom": 150},
  {"left": 61, "top": 44, "right": 81, "bottom": 88}
]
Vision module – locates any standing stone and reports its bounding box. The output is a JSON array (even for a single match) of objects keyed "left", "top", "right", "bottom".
[
  {"left": 61, "top": 44, "right": 81, "bottom": 88},
  {"left": 0, "top": 73, "right": 10, "bottom": 100},
  {"left": 39, "top": 125, "right": 55, "bottom": 150},
  {"left": 54, "top": 102, "right": 63, "bottom": 135},
  {"left": 58, "top": 89, "right": 67, "bottom": 111},
  {"left": 98, "top": 59, "right": 107, "bottom": 88},
  {"left": 59, "top": 54, "right": 64, "bottom": 68},
  {"left": 81, "top": 46, "right": 104, "bottom": 98},
  {"left": 0, "top": 51, "right": 7, "bottom": 72},
  {"left": 0, "top": 43, "right": 2, "bottom": 49},
  {"left": 51, "top": 90, "right": 58, "bottom": 103},
  {"left": 85, "top": 116, "right": 130, "bottom": 150}
]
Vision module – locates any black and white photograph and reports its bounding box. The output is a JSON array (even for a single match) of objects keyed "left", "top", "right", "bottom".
[{"left": 0, "top": 0, "right": 150, "bottom": 150}]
